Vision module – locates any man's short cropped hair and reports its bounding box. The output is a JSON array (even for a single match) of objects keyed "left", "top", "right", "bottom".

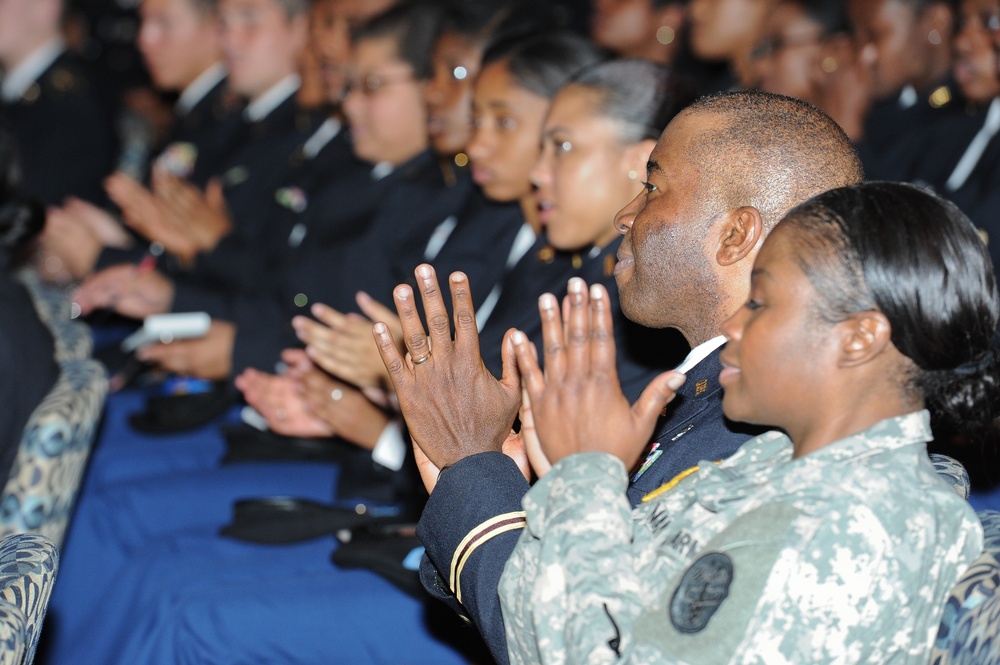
[{"left": 685, "top": 90, "right": 865, "bottom": 232}]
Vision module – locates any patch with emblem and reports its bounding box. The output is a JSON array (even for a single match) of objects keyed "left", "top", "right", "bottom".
[
  {"left": 669, "top": 552, "right": 733, "bottom": 633},
  {"left": 695, "top": 379, "right": 708, "bottom": 395}
]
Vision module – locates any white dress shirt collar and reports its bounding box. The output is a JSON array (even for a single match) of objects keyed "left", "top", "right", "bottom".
[
  {"left": 176, "top": 62, "right": 227, "bottom": 115},
  {"left": 1, "top": 37, "right": 65, "bottom": 102},
  {"left": 243, "top": 74, "right": 300, "bottom": 122},
  {"left": 674, "top": 335, "right": 727, "bottom": 375}
]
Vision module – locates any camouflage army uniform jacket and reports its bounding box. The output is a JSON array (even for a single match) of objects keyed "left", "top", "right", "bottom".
[{"left": 498, "top": 411, "right": 983, "bottom": 664}]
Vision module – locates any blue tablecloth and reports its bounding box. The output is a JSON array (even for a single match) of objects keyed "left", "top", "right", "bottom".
[{"left": 40, "top": 388, "right": 480, "bottom": 665}]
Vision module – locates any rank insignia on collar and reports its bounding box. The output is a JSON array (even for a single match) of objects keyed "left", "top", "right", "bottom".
[{"left": 929, "top": 85, "right": 951, "bottom": 108}]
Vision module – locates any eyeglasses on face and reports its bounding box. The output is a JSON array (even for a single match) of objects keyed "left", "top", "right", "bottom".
[{"left": 750, "top": 34, "right": 823, "bottom": 61}]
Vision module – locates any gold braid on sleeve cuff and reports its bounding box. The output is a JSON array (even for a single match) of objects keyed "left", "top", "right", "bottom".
[{"left": 449, "top": 511, "right": 527, "bottom": 604}]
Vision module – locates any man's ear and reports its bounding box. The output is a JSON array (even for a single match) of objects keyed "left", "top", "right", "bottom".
[
  {"left": 838, "top": 310, "right": 893, "bottom": 367},
  {"left": 716, "top": 207, "right": 763, "bottom": 267}
]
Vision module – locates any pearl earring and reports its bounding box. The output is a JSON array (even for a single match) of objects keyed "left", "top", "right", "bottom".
[
  {"left": 628, "top": 170, "right": 638, "bottom": 181},
  {"left": 656, "top": 26, "right": 675, "bottom": 45},
  {"left": 928, "top": 29, "right": 942, "bottom": 45}
]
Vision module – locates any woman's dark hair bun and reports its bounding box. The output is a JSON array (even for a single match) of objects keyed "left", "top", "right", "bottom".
[{"left": 921, "top": 346, "right": 1000, "bottom": 431}]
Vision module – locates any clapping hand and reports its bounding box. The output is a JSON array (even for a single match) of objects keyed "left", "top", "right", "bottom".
[
  {"left": 372, "top": 264, "right": 521, "bottom": 471},
  {"left": 511, "top": 278, "right": 685, "bottom": 469}
]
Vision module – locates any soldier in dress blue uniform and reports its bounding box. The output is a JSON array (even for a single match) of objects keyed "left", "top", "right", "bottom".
[
  {"left": 40, "top": 0, "right": 234, "bottom": 282},
  {"left": 137, "top": 0, "right": 236, "bottom": 188},
  {"left": 848, "top": 0, "right": 982, "bottom": 182},
  {"left": 906, "top": 0, "right": 1000, "bottom": 285},
  {"left": 67, "top": 0, "right": 321, "bottom": 359},
  {"left": 0, "top": 0, "right": 116, "bottom": 206},
  {"left": 374, "top": 91, "right": 865, "bottom": 665}
]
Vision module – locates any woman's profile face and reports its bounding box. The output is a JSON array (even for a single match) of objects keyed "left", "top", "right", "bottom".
[
  {"left": 342, "top": 36, "right": 428, "bottom": 166},
  {"left": 466, "top": 60, "right": 550, "bottom": 202},
  {"left": 531, "top": 85, "right": 644, "bottom": 251},
  {"left": 424, "top": 31, "right": 482, "bottom": 156},
  {"left": 754, "top": 2, "right": 825, "bottom": 104},
  {"left": 718, "top": 222, "right": 836, "bottom": 430},
  {"left": 954, "top": 0, "right": 1000, "bottom": 102}
]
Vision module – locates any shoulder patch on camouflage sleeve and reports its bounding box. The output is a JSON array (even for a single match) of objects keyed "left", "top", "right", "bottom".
[{"left": 669, "top": 552, "right": 733, "bottom": 633}]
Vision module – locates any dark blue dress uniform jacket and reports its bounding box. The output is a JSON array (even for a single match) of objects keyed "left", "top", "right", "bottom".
[
  {"left": 171, "top": 146, "right": 524, "bottom": 377},
  {"left": 0, "top": 52, "right": 115, "bottom": 206}
]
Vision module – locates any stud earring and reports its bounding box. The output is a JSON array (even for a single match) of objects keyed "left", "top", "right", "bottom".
[
  {"left": 821, "top": 57, "right": 838, "bottom": 73},
  {"left": 628, "top": 169, "right": 638, "bottom": 181},
  {"left": 656, "top": 26, "right": 675, "bottom": 45},
  {"left": 928, "top": 29, "right": 942, "bottom": 45}
]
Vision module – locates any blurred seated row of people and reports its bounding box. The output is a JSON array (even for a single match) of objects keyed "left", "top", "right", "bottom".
[{"left": 40, "top": 2, "right": 693, "bottom": 663}]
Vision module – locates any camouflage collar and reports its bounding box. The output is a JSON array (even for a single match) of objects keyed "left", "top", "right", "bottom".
[{"left": 690, "top": 411, "right": 932, "bottom": 509}]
